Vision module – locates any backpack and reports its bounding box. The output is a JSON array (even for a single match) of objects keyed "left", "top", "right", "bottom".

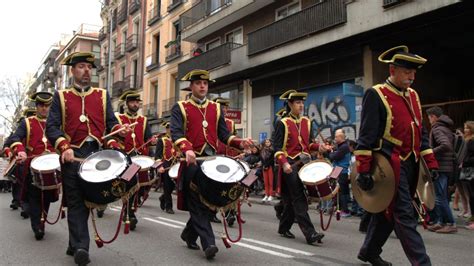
[{"left": 453, "top": 130, "right": 467, "bottom": 166}]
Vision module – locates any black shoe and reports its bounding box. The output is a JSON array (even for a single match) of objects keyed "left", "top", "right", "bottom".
[
  {"left": 204, "top": 245, "right": 218, "bottom": 260},
  {"left": 20, "top": 211, "right": 29, "bottom": 219},
  {"left": 165, "top": 208, "right": 175, "bottom": 214},
  {"left": 9, "top": 202, "right": 18, "bottom": 210},
  {"left": 227, "top": 216, "right": 236, "bottom": 227},
  {"left": 66, "top": 247, "right": 75, "bottom": 256},
  {"left": 180, "top": 231, "right": 200, "bottom": 250},
  {"left": 97, "top": 210, "right": 104, "bottom": 218},
  {"left": 34, "top": 228, "right": 45, "bottom": 240},
  {"left": 159, "top": 195, "right": 165, "bottom": 211},
  {"left": 306, "top": 232, "right": 324, "bottom": 244},
  {"left": 129, "top": 217, "right": 138, "bottom": 231},
  {"left": 358, "top": 254, "right": 392, "bottom": 266},
  {"left": 210, "top": 215, "right": 221, "bottom": 223},
  {"left": 74, "top": 249, "right": 91, "bottom": 266},
  {"left": 279, "top": 231, "right": 295, "bottom": 239}
]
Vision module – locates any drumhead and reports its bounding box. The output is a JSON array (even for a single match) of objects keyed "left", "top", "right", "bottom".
[
  {"left": 79, "top": 150, "right": 128, "bottom": 183},
  {"left": 131, "top": 155, "right": 155, "bottom": 170},
  {"left": 201, "top": 156, "right": 246, "bottom": 183},
  {"left": 30, "top": 153, "right": 60, "bottom": 172},
  {"left": 169, "top": 162, "right": 180, "bottom": 179},
  {"left": 299, "top": 160, "right": 333, "bottom": 184},
  {"left": 238, "top": 160, "right": 250, "bottom": 175}
]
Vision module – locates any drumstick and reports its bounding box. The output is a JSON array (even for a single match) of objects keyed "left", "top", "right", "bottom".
[
  {"left": 135, "top": 134, "right": 160, "bottom": 151},
  {"left": 101, "top": 122, "right": 139, "bottom": 140},
  {"left": 72, "top": 158, "right": 84, "bottom": 163},
  {"left": 179, "top": 156, "right": 216, "bottom": 162}
]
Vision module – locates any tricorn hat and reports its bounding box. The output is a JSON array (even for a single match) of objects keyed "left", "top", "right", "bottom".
[
  {"left": 213, "top": 97, "right": 231, "bottom": 107},
  {"left": 160, "top": 121, "right": 170, "bottom": 128},
  {"left": 119, "top": 90, "right": 142, "bottom": 102},
  {"left": 279, "top": 89, "right": 307, "bottom": 101},
  {"left": 378, "top": 45, "right": 427, "bottom": 69},
  {"left": 30, "top": 92, "right": 53, "bottom": 105},
  {"left": 22, "top": 108, "right": 37, "bottom": 117},
  {"left": 181, "top": 69, "right": 215, "bottom": 83},
  {"left": 276, "top": 108, "right": 287, "bottom": 117},
  {"left": 61, "top": 52, "right": 97, "bottom": 68}
]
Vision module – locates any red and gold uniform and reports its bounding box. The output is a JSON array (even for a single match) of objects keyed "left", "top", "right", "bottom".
[
  {"left": 115, "top": 112, "right": 152, "bottom": 155},
  {"left": 155, "top": 124, "right": 178, "bottom": 213}
]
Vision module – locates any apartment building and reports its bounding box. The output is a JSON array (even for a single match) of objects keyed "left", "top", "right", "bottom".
[
  {"left": 176, "top": 0, "right": 472, "bottom": 140},
  {"left": 98, "top": 0, "right": 147, "bottom": 112}
]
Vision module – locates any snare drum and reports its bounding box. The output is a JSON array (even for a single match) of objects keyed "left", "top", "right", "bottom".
[
  {"left": 299, "top": 160, "right": 339, "bottom": 200},
  {"left": 168, "top": 162, "right": 181, "bottom": 180},
  {"left": 30, "top": 153, "right": 61, "bottom": 190},
  {"left": 79, "top": 150, "right": 140, "bottom": 205},
  {"left": 196, "top": 156, "right": 247, "bottom": 208},
  {"left": 3, "top": 160, "right": 18, "bottom": 182},
  {"left": 131, "top": 155, "right": 156, "bottom": 186}
]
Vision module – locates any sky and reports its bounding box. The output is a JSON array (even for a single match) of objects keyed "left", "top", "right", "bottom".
[{"left": 0, "top": 0, "right": 103, "bottom": 79}]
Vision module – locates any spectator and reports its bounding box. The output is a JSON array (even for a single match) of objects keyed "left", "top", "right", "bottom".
[
  {"left": 426, "top": 106, "right": 457, "bottom": 233},
  {"left": 461, "top": 121, "right": 474, "bottom": 230},
  {"left": 260, "top": 139, "right": 275, "bottom": 202}
]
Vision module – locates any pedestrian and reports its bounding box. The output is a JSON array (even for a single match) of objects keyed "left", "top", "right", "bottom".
[
  {"left": 460, "top": 121, "right": 474, "bottom": 230},
  {"left": 260, "top": 139, "right": 274, "bottom": 202},
  {"left": 354, "top": 45, "right": 438, "bottom": 265}
]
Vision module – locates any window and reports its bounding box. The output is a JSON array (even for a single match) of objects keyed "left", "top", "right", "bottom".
[
  {"left": 276, "top": 1, "right": 300, "bottom": 20},
  {"left": 133, "top": 21, "right": 139, "bottom": 35},
  {"left": 122, "top": 29, "right": 127, "bottom": 45},
  {"left": 205, "top": 38, "right": 221, "bottom": 51},
  {"left": 225, "top": 27, "right": 243, "bottom": 45},
  {"left": 132, "top": 59, "right": 138, "bottom": 87},
  {"left": 121, "top": 65, "right": 126, "bottom": 80},
  {"left": 172, "top": 20, "right": 181, "bottom": 43}
]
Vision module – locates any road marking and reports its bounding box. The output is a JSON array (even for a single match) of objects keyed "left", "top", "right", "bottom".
[
  {"left": 241, "top": 238, "right": 314, "bottom": 256},
  {"left": 157, "top": 217, "right": 186, "bottom": 226},
  {"left": 143, "top": 217, "right": 184, "bottom": 229},
  {"left": 233, "top": 242, "right": 294, "bottom": 259},
  {"left": 109, "top": 206, "right": 121, "bottom": 211}
]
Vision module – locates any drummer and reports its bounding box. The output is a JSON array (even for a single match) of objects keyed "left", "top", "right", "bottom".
[
  {"left": 170, "top": 69, "right": 252, "bottom": 259},
  {"left": 8, "top": 92, "right": 56, "bottom": 240},
  {"left": 115, "top": 90, "right": 157, "bottom": 229},
  {"left": 46, "top": 52, "right": 127, "bottom": 266},
  {"left": 155, "top": 121, "right": 177, "bottom": 214},
  {"left": 273, "top": 89, "right": 325, "bottom": 245}
]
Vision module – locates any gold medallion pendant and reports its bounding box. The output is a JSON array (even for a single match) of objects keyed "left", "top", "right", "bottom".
[
  {"left": 202, "top": 120, "right": 208, "bottom": 128},
  {"left": 79, "top": 115, "right": 87, "bottom": 123}
]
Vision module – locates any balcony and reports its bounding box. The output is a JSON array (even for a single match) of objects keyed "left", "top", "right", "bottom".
[
  {"left": 148, "top": 6, "right": 161, "bottom": 26},
  {"left": 118, "top": 7, "right": 128, "bottom": 25},
  {"left": 146, "top": 52, "right": 160, "bottom": 72},
  {"left": 129, "top": 0, "right": 141, "bottom": 14},
  {"left": 165, "top": 42, "right": 181, "bottom": 63},
  {"left": 167, "top": 0, "right": 183, "bottom": 13},
  {"left": 178, "top": 42, "right": 241, "bottom": 79},
  {"left": 115, "top": 44, "right": 125, "bottom": 59},
  {"left": 126, "top": 34, "right": 138, "bottom": 52},
  {"left": 125, "top": 75, "right": 137, "bottom": 89},
  {"left": 97, "top": 63, "right": 106, "bottom": 73},
  {"left": 180, "top": 0, "right": 274, "bottom": 42},
  {"left": 383, "top": 0, "right": 407, "bottom": 8},
  {"left": 112, "top": 81, "right": 127, "bottom": 98},
  {"left": 98, "top": 27, "right": 107, "bottom": 42},
  {"left": 161, "top": 97, "right": 179, "bottom": 117},
  {"left": 111, "top": 13, "right": 117, "bottom": 31},
  {"left": 144, "top": 104, "right": 159, "bottom": 120},
  {"left": 248, "top": 0, "right": 347, "bottom": 56}
]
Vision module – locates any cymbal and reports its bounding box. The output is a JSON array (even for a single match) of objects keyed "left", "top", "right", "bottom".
[
  {"left": 417, "top": 157, "right": 435, "bottom": 210},
  {"left": 350, "top": 152, "right": 395, "bottom": 213}
]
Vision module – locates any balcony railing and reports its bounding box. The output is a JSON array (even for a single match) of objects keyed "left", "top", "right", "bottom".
[
  {"left": 383, "top": 0, "right": 407, "bottom": 8},
  {"left": 146, "top": 52, "right": 160, "bottom": 72},
  {"left": 144, "top": 104, "right": 159, "bottom": 120},
  {"left": 98, "top": 27, "right": 107, "bottom": 42},
  {"left": 118, "top": 7, "right": 128, "bottom": 25},
  {"left": 161, "top": 97, "right": 179, "bottom": 117},
  {"left": 115, "top": 44, "right": 125, "bottom": 59},
  {"left": 178, "top": 42, "right": 241, "bottom": 79},
  {"left": 126, "top": 34, "right": 138, "bottom": 52},
  {"left": 248, "top": 0, "right": 347, "bottom": 56},
  {"left": 112, "top": 81, "right": 127, "bottom": 98},
  {"left": 129, "top": 0, "right": 141, "bottom": 14},
  {"left": 148, "top": 6, "right": 161, "bottom": 26},
  {"left": 165, "top": 43, "right": 181, "bottom": 63},
  {"left": 124, "top": 75, "right": 137, "bottom": 89},
  {"left": 167, "top": 0, "right": 183, "bottom": 12},
  {"left": 181, "top": 0, "right": 232, "bottom": 29}
]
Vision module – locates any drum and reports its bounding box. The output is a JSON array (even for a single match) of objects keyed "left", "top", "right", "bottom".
[
  {"left": 299, "top": 160, "right": 340, "bottom": 200},
  {"left": 30, "top": 153, "right": 61, "bottom": 190},
  {"left": 131, "top": 155, "right": 156, "bottom": 186},
  {"left": 196, "top": 156, "right": 247, "bottom": 208},
  {"left": 168, "top": 162, "right": 181, "bottom": 180},
  {"left": 2, "top": 160, "right": 17, "bottom": 182},
  {"left": 79, "top": 150, "right": 140, "bottom": 205},
  {"left": 238, "top": 160, "right": 250, "bottom": 175}
]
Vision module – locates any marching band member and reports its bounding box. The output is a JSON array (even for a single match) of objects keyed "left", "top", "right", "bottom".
[
  {"left": 354, "top": 46, "right": 438, "bottom": 265},
  {"left": 46, "top": 52, "right": 127, "bottom": 266},
  {"left": 155, "top": 121, "right": 177, "bottom": 214},
  {"left": 8, "top": 92, "right": 55, "bottom": 240},
  {"left": 273, "top": 89, "right": 325, "bottom": 245},
  {"left": 115, "top": 90, "right": 157, "bottom": 229},
  {"left": 170, "top": 69, "right": 252, "bottom": 259}
]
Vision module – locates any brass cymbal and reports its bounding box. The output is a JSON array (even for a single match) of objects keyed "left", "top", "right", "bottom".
[
  {"left": 417, "top": 157, "right": 435, "bottom": 210},
  {"left": 350, "top": 152, "right": 395, "bottom": 213}
]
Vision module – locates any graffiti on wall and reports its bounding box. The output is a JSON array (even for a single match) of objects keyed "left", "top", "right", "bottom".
[{"left": 274, "top": 82, "right": 360, "bottom": 141}]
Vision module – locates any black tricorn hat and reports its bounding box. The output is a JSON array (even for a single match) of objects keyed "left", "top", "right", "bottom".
[
  {"left": 280, "top": 89, "right": 307, "bottom": 101},
  {"left": 276, "top": 108, "right": 286, "bottom": 117},
  {"left": 30, "top": 92, "right": 53, "bottom": 105},
  {"left": 378, "top": 45, "right": 427, "bottom": 69},
  {"left": 160, "top": 121, "right": 170, "bottom": 128},
  {"left": 119, "top": 90, "right": 142, "bottom": 102},
  {"left": 212, "top": 97, "right": 231, "bottom": 106},
  {"left": 22, "top": 108, "right": 37, "bottom": 117},
  {"left": 61, "top": 52, "right": 97, "bottom": 68},
  {"left": 181, "top": 69, "right": 215, "bottom": 83}
]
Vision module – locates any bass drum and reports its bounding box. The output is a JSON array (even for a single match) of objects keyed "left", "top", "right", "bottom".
[{"left": 79, "top": 150, "right": 139, "bottom": 205}]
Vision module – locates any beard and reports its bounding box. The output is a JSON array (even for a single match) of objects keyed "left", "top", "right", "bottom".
[{"left": 128, "top": 105, "right": 139, "bottom": 113}]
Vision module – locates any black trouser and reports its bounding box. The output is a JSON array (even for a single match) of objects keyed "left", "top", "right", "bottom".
[
  {"left": 61, "top": 142, "right": 99, "bottom": 252},
  {"left": 27, "top": 180, "right": 56, "bottom": 232},
  {"left": 180, "top": 163, "right": 215, "bottom": 250},
  {"left": 279, "top": 164, "right": 317, "bottom": 240},
  {"left": 359, "top": 155, "right": 431, "bottom": 265},
  {"left": 11, "top": 181, "right": 21, "bottom": 204},
  {"left": 338, "top": 173, "right": 350, "bottom": 212},
  {"left": 161, "top": 171, "right": 175, "bottom": 210}
]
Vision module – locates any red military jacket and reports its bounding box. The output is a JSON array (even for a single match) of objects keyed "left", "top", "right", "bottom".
[
  {"left": 10, "top": 116, "right": 55, "bottom": 156},
  {"left": 116, "top": 112, "right": 149, "bottom": 155},
  {"left": 274, "top": 113, "right": 319, "bottom": 166},
  {"left": 54, "top": 87, "right": 121, "bottom": 150},
  {"left": 158, "top": 136, "right": 176, "bottom": 162},
  {"left": 217, "top": 118, "right": 240, "bottom": 156},
  {"left": 354, "top": 82, "right": 438, "bottom": 174}
]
